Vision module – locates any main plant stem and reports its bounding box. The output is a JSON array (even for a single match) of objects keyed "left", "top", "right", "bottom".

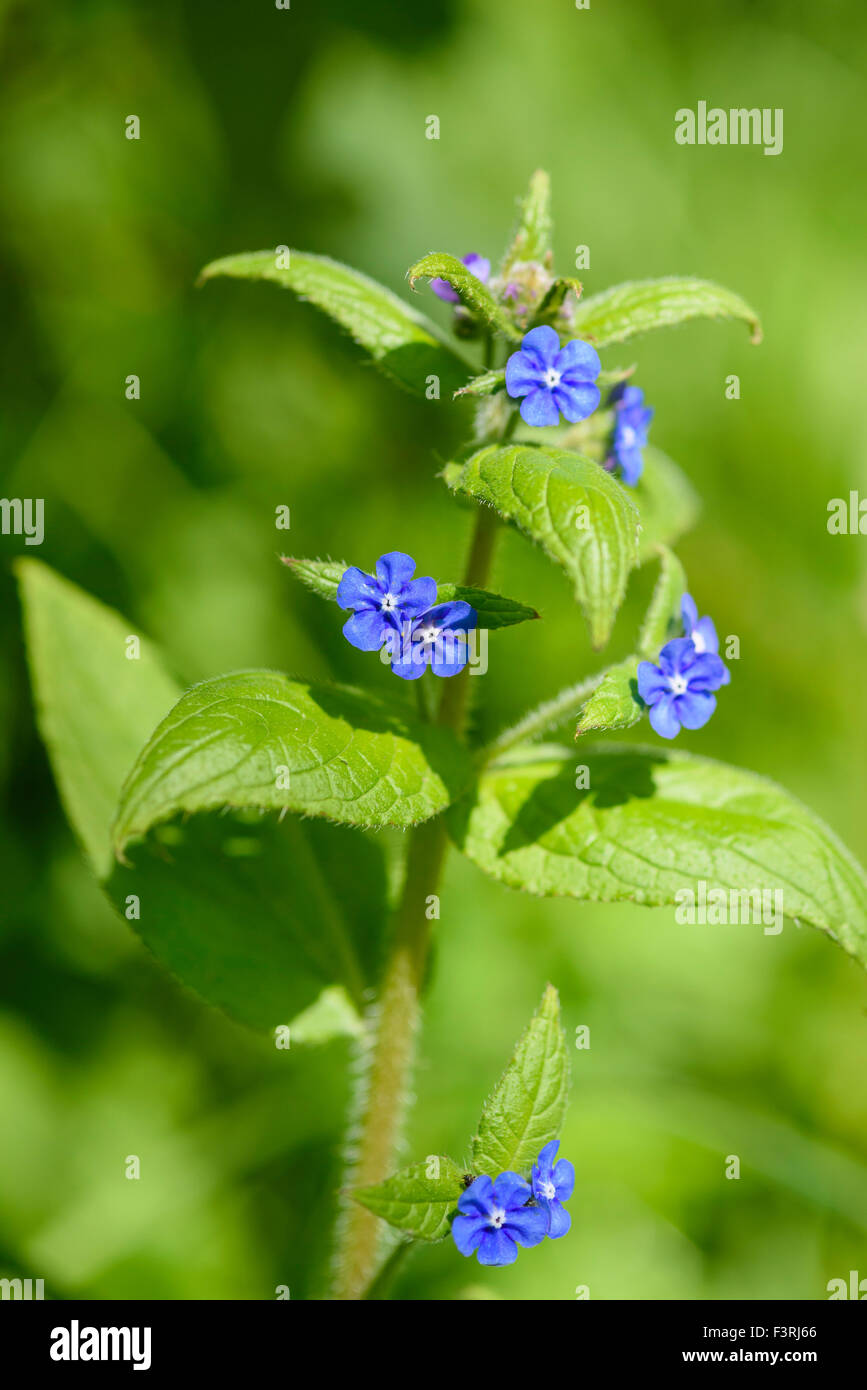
[{"left": 331, "top": 502, "right": 500, "bottom": 1300}]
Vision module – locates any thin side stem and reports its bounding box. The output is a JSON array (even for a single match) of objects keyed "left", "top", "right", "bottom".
[{"left": 480, "top": 667, "right": 611, "bottom": 765}]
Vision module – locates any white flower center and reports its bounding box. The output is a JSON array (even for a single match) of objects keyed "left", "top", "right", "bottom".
[
  {"left": 621, "top": 424, "right": 637, "bottom": 447},
  {"left": 544, "top": 367, "right": 561, "bottom": 389},
  {"left": 380, "top": 592, "right": 398, "bottom": 612},
  {"left": 416, "top": 624, "right": 438, "bottom": 646},
  {"left": 669, "top": 674, "right": 689, "bottom": 696},
  {"left": 542, "top": 1180, "right": 557, "bottom": 1201},
  {"left": 489, "top": 1207, "right": 507, "bottom": 1229}
]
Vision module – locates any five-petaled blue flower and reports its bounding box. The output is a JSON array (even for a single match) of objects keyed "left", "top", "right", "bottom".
[
  {"left": 505, "top": 325, "right": 601, "bottom": 427},
  {"left": 531, "top": 1140, "right": 575, "bottom": 1238},
  {"left": 452, "top": 1171, "right": 549, "bottom": 1267},
  {"left": 606, "top": 383, "right": 654, "bottom": 486},
  {"left": 637, "top": 636, "right": 729, "bottom": 740},
  {"left": 336, "top": 552, "right": 436, "bottom": 652},
  {"left": 386, "top": 600, "right": 477, "bottom": 681},
  {"left": 681, "top": 591, "right": 722, "bottom": 657},
  {"left": 430, "top": 252, "right": 491, "bottom": 303}
]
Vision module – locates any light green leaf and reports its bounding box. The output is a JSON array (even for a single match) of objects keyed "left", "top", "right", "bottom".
[
  {"left": 112, "top": 670, "right": 470, "bottom": 852},
  {"left": 570, "top": 276, "right": 762, "bottom": 348},
  {"left": 408, "top": 252, "right": 520, "bottom": 340},
  {"left": 353, "top": 1157, "right": 467, "bottom": 1242},
  {"left": 575, "top": 546, "right": 687, "bottom": 738},
  {"left": 198, "top": 249, "right": 471, "bottom": 396},
  {"left": 574, "top": 657, "right": 642, "bottom": 738},
  {"left": 633, "top": 446, "right": 700, "bottom": 560},
  {"left": 287, "top": 985, "right": 364, "bottom": 1045},
  {"left": 449, "top": 745, "right": 867, "bottom": 969},
  {"left": 442, "top": 443, "right": 640, "bottom": 647},
  {"left": 282, "top": 556, "right": 346, "bottom": 601},
  {"left": 17, "top": 560, "right": 386, "bottom": 1028},
  {"left": 284, "top": 557, "right": 538, "bottom": 629},
  {"left": 472, "top": 985, "right": 570, "bottom": 1178},
  {"left": 500, "top": 169, "right": 553, "bottom": 276},
  {"left": 16, "top": 558, "right": 181, "bottom": 879},
  {"left": 638, "top": 545, "right": 687, "bottom": 656},
  {"left": 454, "top": 368, "right": 505, "bottom": 399}
]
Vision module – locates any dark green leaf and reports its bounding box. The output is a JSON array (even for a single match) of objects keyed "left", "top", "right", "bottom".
[{"left": 436, "top": 584, "right": 539, "bottom": 630}]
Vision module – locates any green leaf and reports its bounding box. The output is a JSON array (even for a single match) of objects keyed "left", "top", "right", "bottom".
[
  {"left": 454, "top": 368, "right": 505, "bottom": 399},
  {"left": 198, "top": 249, "right": 471, "bottom": 396},
  {"left": 442, "top": 443, "right": 640, "bottom": 648},
  {"left": 16, "top": 558, "right": 181, "bottom": 879},
  {"left": 500, "top": 169, "right": 553, "bottom": 276},
  {"left": 574, "top": 657, "right": 642, "bottom": 738},
  {"left": 284, "top": 557, "right": 538, "bottom": 629},
  {"left": 353, "top": 1157, "right": 467, "bottom": 1242},
  {"left": 112, "top": 671, "right": 470, "bottom": 852},
  {"left": 530, "top": 276, "right": 583, "bottom": 328},
  {"left": 17, "top": 560, "right": 386, "bottom": 1028},
  {"left": 282, "top": 556, "right": 346, "bottom": 601},
  {"left": 408, "top": 253, "right": 520, "bottom": 340},
  {"left": 570, "top": 276, "right": 762, "bottom": 348},
  {"left": 472, "top": 985, "right": 570, "bottom": 1178},
  {"left": 105, "top": 813, "right": 383, "bottom": 1025},
  {"left": 436, "top": 584, "right": 539, "bottom": 630},
  {"left": 575, "top": 546, "right": 687, "bottom": 738},
  {"left": 633, "top": 446, "right": 700, "bottom": 560},
  {"left": 286, "top": 985, "right": 364, "bottom": 1045},
  {"left": 449, "top": 745, "right": 867, "bottom": 970},
  {"left": 638, "top": 545, "right": 687, "bottom": 656}
]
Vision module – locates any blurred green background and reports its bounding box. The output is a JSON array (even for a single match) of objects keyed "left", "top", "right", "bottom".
[{"left": 1, "top": 0, "right": 866, "bottom": 1300}]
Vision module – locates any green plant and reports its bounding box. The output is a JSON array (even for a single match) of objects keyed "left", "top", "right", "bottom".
[{"left": 18, "top": 172, "right": 867, "bottom": 1299}]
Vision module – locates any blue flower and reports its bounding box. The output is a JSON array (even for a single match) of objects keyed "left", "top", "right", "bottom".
[
  {"left": 336, "top": 552, "right": 436, "bottom": 652},
  {"left": 606, "top": 383, "right": 653, "bottom": 485},
  {"left": 637, "top": 636, "right": 729, "bottom": 739},
  {"left": 452, "top": 1172, "right": 548, "bottom": 1266},
  {"left": 387, "top": 600, "right": 477, "bottom": 680},
  {"left": 531, "top": 1140, "right": 575, "bottom": 1238},
  {"left": 505, "top": 325, "right": 601, "bottom": 427},
  {"left": 681, "top": 591, "right": 724, "bottom": 659},
  {"left": 430, "top": 252, "right": 491, "bottom": 303}
]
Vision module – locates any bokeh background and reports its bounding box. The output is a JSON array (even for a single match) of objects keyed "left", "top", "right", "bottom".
[{"left": 1, "top": 0, "right": 866, "bottom": 1300}]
